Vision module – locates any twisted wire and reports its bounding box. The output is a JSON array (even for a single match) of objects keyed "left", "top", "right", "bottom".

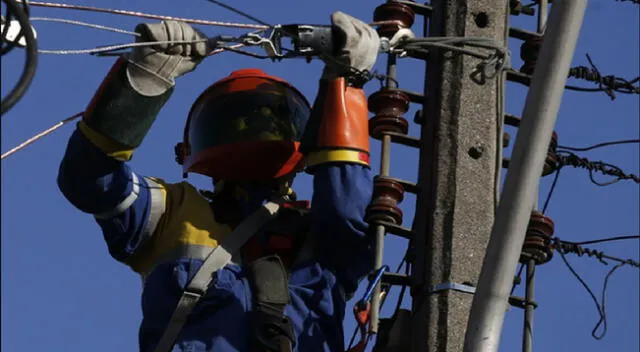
[
  {"left": 567, "top": 54, "right": 640, "bottom": 99},
  {"left": 555, "top": 150, "right": 640, "bottom": 186},
  {"left": 554, "top": 239, "right": 640, "bottom": 267}
]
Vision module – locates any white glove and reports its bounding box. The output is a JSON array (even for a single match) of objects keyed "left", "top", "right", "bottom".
[
  {"left": 126, "top": 20, "right": 211, "bottom": 96},
  {"left": 321, "top": 11, "right": 381, "bottom": 81}
]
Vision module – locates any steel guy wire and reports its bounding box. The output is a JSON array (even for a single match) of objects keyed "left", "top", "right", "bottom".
[
  {"left": 36, "top": 38, "right": 211, "bottom": 55},
  {"left": 21, "top": 1, "right": 401, "bottom": 30},
  {"left": 29, "top": 16, "right": 141, "bottom": 36},
  {"left": 1, "top": 111, "right": 82, "bottom": 159},
  {"left": 22, "top": 1, "right": 271, "bottom": 29}
]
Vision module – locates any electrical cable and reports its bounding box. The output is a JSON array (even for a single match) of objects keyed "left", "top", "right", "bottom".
[
  {"left": 558, "top": 139, "right": 640, "bottom": 152},
  {"left": 1, "top": 0, "right": 38, "bottom": 116},
  {"left": 571, "top": 235, "right": 640, "bottom": 246},
  {"left": 204, "top": 0, "right": 272, "bottom": 27},
  {"left": 1, "top": 0, "right": 30, "bottom": 55}
]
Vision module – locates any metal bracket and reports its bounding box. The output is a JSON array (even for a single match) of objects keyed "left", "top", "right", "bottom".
[
  {"left": 429, "top": 282, "right": 477, "bottom": 295},
  {"left": 241, "top": 31, "right": 282, "bottom": 58}
]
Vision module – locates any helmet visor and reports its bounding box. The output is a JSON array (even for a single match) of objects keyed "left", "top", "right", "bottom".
[{"left": 188, "top": 89, "right": 310, "bottom": 154}]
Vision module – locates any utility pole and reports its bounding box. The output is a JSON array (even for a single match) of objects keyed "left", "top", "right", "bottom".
[{"left": 410, "top": 1, "right": 509, "bottom": 351}]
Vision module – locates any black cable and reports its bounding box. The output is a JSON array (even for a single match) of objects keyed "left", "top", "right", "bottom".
[
  {"left": 510, "top": 263, "right": 525, "bottom": 295},
  {"left": 392, "top": 259, "right": 410, "bottom": 316},
  {"left": 1, "top": 0, "right": 29, "bottom": 55},
  {"left": 204, "top": 0, "right": 272, "bottom": 27},
  {"left": 541, "top": 167, "right": 562, "bottom": 214},
  {"left": 571, "top": 235, "right": 640, "bottom": 246},
  {"left": 556, "top": 248, "right": 627, "bottom": 340},
  {"left": 557, "top": 139, "right": 640, "bottom": 152},
  {"left": 1, "top": 0, "right": 38, "bottom": 116}
]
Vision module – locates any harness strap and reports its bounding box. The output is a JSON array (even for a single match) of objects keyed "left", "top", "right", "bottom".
[
  {"left": 153, "top": 201, "right": 282, "bottom": 352},
  {"left": 247, "top": 255, "right": 295, "bottom": 352}
]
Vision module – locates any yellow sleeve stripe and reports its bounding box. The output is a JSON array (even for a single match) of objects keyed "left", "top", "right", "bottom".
[
  {"left": 78, "top": 121, "right": 134, "bottom": 161},
  {"left": 306, "top": 149, "right": 370, "bottom": 167}
]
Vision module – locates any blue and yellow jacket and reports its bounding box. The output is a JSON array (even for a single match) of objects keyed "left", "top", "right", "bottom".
[{"left": 57, "top": 120, "right": 374, "bottom": 351}]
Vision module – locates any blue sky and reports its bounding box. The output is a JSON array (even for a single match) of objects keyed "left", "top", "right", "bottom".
[{"left": 1, "top": 1, "right": 638, "bottom": 351}]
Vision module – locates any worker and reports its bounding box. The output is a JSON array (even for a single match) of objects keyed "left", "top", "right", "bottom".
[{"left": 57, "top": 11, "right": 380, "bottom": 352}]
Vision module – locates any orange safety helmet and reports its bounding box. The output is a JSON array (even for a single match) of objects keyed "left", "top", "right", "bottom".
[{"left": 175, "top": 68, "right": 312, "bottom": 181}]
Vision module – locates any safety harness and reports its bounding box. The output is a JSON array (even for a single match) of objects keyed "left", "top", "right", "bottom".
[{"left": 153, "top": 198, "right": 311, "bottom": 352}]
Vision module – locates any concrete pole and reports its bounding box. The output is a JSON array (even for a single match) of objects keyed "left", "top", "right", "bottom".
[
  {"left": 463, "top": 2, "right": 587, "bottom": 351},
  {"left": 410, "top": 0, "right": 509, "bottom": 351}
]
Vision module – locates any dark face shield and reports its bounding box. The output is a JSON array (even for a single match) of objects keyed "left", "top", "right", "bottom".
[
  {"left": 189, "top": 89, "right": 309, "bottom": 152},
  {"left": 183, "top": 87, "right": 311, "bottom": 181}
]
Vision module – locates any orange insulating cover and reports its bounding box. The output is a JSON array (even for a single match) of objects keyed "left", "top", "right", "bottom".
[{"left": 316, "top": 78, "right": 370, "bottom": 153}]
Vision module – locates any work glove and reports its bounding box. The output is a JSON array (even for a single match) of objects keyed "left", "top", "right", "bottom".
[
  {"left": 300, "top": 12, "right": 379, "bottom": 171},
  {"left": 126, "top": 20, "right": 211, "bottom": 96},
  {"left": 321, "top": 11, "right": 381, "bottom": 83}
]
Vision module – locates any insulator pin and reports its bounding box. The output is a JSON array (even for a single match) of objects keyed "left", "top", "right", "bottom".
[
  {"left": 368, "top": 89, "right": 410, "bottom": 139},
  {"left": 373, "top": 1, "right": 416, "bottom": 38},
  {"left": 520, "top": 211, "right": 555, "bottom": 265},
  {"left": 519, "top": 36, "right": 543, "bottom": 75}
]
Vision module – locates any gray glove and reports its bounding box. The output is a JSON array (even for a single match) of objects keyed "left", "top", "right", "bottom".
[
  {"left": 126, "top": 20, "right": 211, "bottom": 96},
  {"left": 321, "top": 11, "right": 381, "bottom": 81}
]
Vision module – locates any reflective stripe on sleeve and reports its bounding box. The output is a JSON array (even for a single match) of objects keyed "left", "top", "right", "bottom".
[
  {"left": 94, "top": 172, "right": 141, "bottom": 219},
  {"left": 142, "top": 176, "right": 166, "bottom": 239}
]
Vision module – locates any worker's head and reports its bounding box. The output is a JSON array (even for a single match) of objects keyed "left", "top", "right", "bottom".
[{"left": 175, "top": 69, "right": 311, "bottom": 192}]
